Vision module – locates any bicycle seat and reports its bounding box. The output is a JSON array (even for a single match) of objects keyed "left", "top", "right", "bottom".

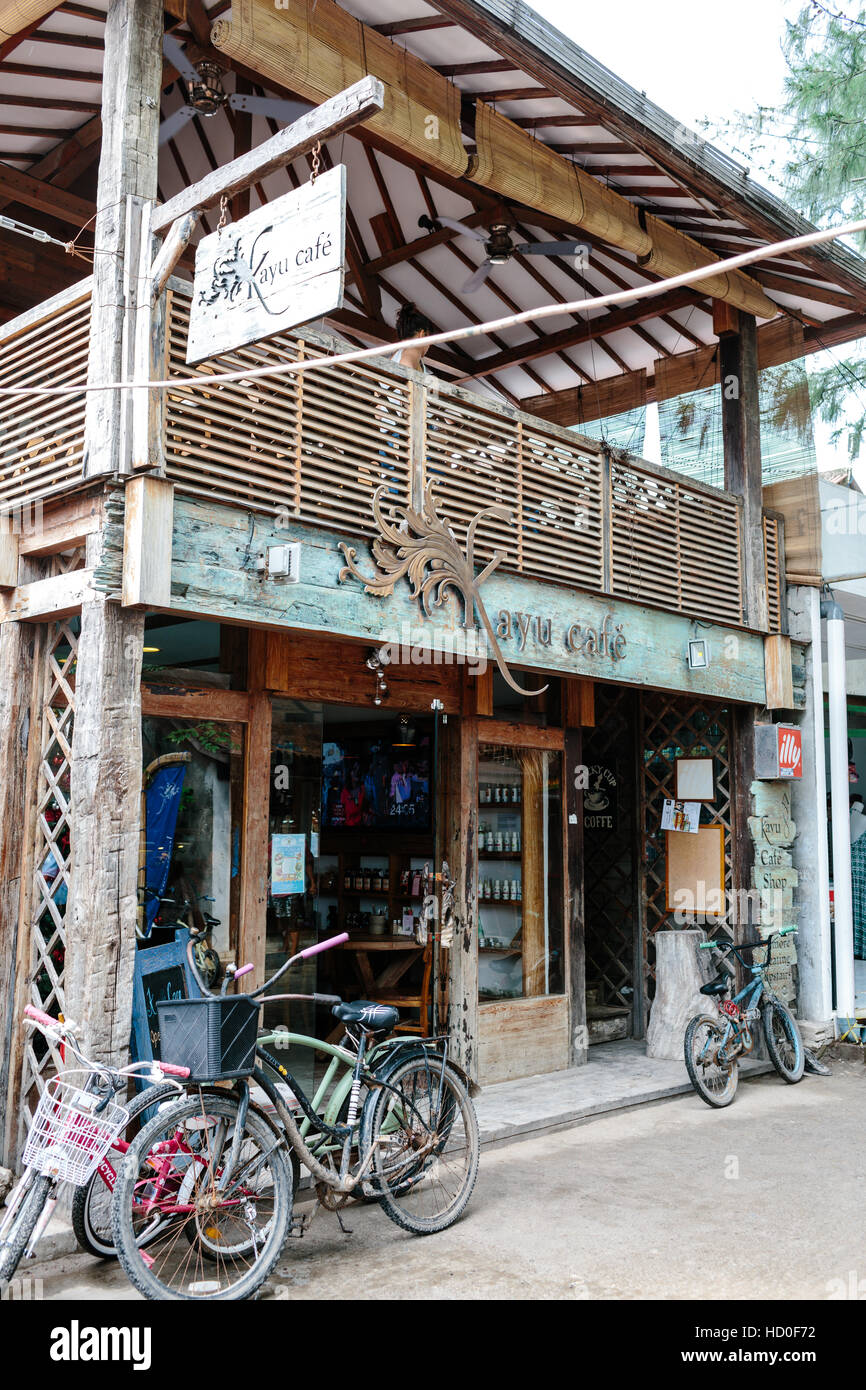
[
  {"left": 332, "top": 1000, "right": 400, "bottom": 1033},
  {"left": 700, "top": 976, "right": 729, "bottom": 997}
]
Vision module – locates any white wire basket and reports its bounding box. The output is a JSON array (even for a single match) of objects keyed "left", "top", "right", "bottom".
[{"left": 22, "top": 1076, "right": 129, "bottom": 1185}]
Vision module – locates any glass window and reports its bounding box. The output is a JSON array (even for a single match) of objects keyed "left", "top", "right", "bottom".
[
  {"left": 477, "top": 743, "right": 564, "bottom": 1000},
  {"left": 139, "top": 717, "right": 245, "bottom": 959}
]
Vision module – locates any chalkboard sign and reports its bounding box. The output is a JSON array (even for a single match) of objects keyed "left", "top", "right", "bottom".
[{"left": 131, "top": 930, "right": 201, "bottom": 1075}]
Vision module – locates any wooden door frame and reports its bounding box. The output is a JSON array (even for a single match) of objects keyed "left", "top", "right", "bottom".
[
  {"left": 471, "top": 717, "right": 571, "bottom": 1083},
  {"left": 141, "top": 681, "right": 264, "bottom": 983}
]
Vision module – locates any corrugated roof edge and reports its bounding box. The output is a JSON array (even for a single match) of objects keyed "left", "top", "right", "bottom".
[{"left": 445, "top": 0, "right": 866, "bottom": 295}]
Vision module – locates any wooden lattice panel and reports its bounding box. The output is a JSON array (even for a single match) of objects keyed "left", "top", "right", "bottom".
[
  {"left": 18, "top": 620, "right": 77, "bottom": 1144},
  {"left": 513, "top": 422, "right": 603, "bottom": 589},
  {"left": 0, "top": 294, "right": 90, "bottom": 509},
  {"left": 764, "top": 514, "right": 783, "bottom": 635},
  {"left": 424, "top": 395, "right": 605, "bottom": 586},
  {"left": 638, "top": 693, "right": 734, "bottom": 1020},
  {"left": 424, "top": 393, "right": 522, "bottom": 568},
  {"left": 610, "top": 459, "right": 743, "bottom": 625},
  {"left": 166, "top": 294, "right": 304, "bottom": 514},
  {"left": 582, "top": 686, "right": 639, "bottom": 1023},
  {"left": 166, "top": 295, "right": 411, "bottom": 530},
  {"left": 296, "top": 344, "right": 411, "bottom": 534}
]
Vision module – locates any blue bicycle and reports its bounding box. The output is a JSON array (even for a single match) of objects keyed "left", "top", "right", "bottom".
[{"left": 684, "top": 927, "right": 804, "bottom": 1108}]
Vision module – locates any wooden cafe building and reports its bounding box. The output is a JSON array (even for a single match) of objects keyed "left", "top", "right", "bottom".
[{"left": 2, "top": 0, "right": 866, "bottom": 1160}]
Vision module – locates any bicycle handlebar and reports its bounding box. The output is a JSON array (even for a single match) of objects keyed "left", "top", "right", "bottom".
[
  {"left": 156, "top": 1061, "right": 191, "bottom": 1078},
  {"left": 24, "top": 1004, "right": 58, "bottom": 1029},
  {"left": 299, "top": 932, "right": 349, "bottom": 960},
  {"left": 233, "top": 963, "right": 254, "bottom": 979}
]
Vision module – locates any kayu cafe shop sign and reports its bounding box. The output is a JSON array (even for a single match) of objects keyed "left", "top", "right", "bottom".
[{"left": 187, "top": 164, "right": 346, "bottom": 364}]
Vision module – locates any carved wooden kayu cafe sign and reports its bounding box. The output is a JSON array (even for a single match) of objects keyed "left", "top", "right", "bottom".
[
  {"left": 338, "top": 484, "right": 628, "bottom": 693},
  {"left": 186, "top": 164, "right": 347, "bottom": 364}
]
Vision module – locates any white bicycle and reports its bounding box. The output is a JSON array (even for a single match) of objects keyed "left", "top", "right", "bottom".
[{"left": 0, "top": 1004, "right": 189, "bottom": 1293}]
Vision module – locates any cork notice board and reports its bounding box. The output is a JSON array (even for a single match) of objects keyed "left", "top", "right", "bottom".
[{"left": 664, "top": 825, "right": 725, "bottom": 913}]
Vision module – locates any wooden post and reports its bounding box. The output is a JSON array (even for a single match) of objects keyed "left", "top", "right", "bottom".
[
  {"left": 446, "top": 714, "right": 478, "bottom": 1081},
  {"left": 715, "top": 304, "right": 769, "bottom": 631},
  {"left": 65, "top": 0, "right": 163, "bottom": 1066},
  {"left": 241, "top": 631, "right": 273, "bottom": 987},
  {"left": 565, "top": 727, "right": 587, "bottom": 1065},
  {"left": 521, "top": 750, "right": 546, "bottom": 997}
]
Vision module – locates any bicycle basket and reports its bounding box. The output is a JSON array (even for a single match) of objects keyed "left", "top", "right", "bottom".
[
  {"left": 157, "top": 995, "right": 259, "bottom": 1082},
  {"left": 22, "top": 1077, "right": 129, "bottom": 1185}
]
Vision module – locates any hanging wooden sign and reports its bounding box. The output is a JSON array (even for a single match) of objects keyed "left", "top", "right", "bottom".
[{"left": 186, "top": 164, "right": 346, "bottom": 364}]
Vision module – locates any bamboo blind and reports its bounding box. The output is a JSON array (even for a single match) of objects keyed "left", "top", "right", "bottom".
[
  {"left": 211, "top": 0, "right": 467, "bottom": 180},
  {"left": 0, "top": 292, "right": 90, "bottom": 509}
]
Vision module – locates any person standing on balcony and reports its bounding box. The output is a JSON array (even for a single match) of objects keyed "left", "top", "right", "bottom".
[{"left": 392, "top": 303, "right": 434, "bottom": 371}]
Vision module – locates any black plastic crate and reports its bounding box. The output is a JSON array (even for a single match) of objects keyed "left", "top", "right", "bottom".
[{"left": 157, "top": 996, "right": 259, "bottom": 1082}]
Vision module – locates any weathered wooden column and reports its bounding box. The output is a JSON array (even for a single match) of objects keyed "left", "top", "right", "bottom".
[
  {"left": 64, "top": 0, "right": 163, "bottom": 1063},
  {"left": 446, "top": 713, "right": 479, "bottom": 1082},
  {"left": 715, "top": 304, "right": 768, "bottom": 633},
  {"left": 715, "top": 304, "right": 769, "bottom": 954}
]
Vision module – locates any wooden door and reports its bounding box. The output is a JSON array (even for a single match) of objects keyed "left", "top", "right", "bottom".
[{"left": 474, "top": 721, "right": 569, "bottom": 1085}]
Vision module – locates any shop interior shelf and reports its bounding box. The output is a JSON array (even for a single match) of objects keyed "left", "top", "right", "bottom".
[
  {"left": 478, "top": 852, "right": 521, "bottom": 860},
  {"left": 479, "top": 946, "right": 521, "bottom": 955}
]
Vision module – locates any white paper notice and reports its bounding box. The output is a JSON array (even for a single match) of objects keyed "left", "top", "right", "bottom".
[{"left": 661, "top": 798, "right": 701, "bottom": 834}]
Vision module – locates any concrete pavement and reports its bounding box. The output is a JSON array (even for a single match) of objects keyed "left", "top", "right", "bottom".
[{"left": 13, "top": 1059, "right": 865, "bottom": 1302}]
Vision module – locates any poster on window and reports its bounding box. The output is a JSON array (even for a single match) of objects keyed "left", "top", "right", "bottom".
[
  {"left": 321, "top": 729, "right": 431, "bottom": 832},
  {"left": 271, "top": 832, "right": 306, "bottom": 896}
]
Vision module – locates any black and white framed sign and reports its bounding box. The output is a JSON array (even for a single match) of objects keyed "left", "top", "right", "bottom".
[{"left": 187, "top": 164, "right": 346, "bottom": 364}]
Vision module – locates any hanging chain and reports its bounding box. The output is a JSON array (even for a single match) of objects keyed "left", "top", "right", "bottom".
[
  {"left": 217, "top": 194, "right": 230, "bottom": 232},
  {"left": 310, "top": 140, "right": 321, "bottom": 185}
]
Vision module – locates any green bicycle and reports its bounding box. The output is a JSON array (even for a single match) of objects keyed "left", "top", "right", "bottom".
[
  {"left": 684, "top": 927, "right": 804, "bottom": 1109},
  {"left": 106, "top": 933, "right": 479, "bottom": 1300}
]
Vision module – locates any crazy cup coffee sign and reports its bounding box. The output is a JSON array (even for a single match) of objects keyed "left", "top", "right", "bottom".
[{"left": 187, "top": 165, "right": 346, "bottom": 364}]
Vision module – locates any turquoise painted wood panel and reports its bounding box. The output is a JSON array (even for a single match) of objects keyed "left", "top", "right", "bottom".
[{"left": 169, "top": 496, "right": 767, "bottom": 704}]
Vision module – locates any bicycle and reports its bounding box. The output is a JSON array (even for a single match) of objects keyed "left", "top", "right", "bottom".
[
  {"left": 684, "top": 927, "right": 804, "bottom": 1108},
  {"left": 110, "top": 932, "right": 480, "bottom": 1300},
  {"left": 0, "top": 1005, "right": 191, "bottom": 1294}
]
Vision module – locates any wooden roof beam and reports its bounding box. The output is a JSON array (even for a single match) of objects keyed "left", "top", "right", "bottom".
[
  {"left": 453, "top": 285, "right": 704, "bottom": 379},
  {"left": 430, "top": 0, "right": 866, "bottom": 304}
]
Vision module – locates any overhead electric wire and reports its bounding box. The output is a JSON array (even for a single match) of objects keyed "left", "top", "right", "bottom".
[{"left": 1, "top": 215, "right": 866, "bottom": 399}]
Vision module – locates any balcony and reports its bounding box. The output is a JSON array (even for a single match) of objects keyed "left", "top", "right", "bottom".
[{"left": 0, "top": 278, "right": 784, "bottom": 633}]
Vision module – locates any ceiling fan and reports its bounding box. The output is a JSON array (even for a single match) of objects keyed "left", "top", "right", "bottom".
[
  {"left": 160, "top": 34, "right": 311, "bottom": 146},
  {"left": 418, "top": 214, "right": 590, "bottom": 292}
]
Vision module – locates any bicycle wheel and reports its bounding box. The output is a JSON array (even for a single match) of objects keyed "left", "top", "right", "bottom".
[
  {"left": 763, "top": 1000, "right": 804, "bottom": 1083},
  {"left": 111, "top": 1092, "right": 293, "bottom": 1301},
  {"left": 71, "top": 1083, "right": 192, "bottom": 1259},
  {"left": 684, "top": 1015, "right": 739, "bottom": 1108},
  {"left": 358, "top": 1056, "right": 479, "bottom": 1234},
  {"left": 0, "top": 1173, "right": 53, "bottom": 1292}
]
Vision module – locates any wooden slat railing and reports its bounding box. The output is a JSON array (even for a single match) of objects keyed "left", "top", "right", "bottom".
[
  {"left": 0, "top": 281, "right": 92, "bottom": 511},
  {"left": 0, "top": 278, "right": 784, "bottom": 633}
]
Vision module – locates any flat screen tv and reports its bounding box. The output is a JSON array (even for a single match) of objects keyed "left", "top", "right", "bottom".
[{"left": 322, "top": 727, "right": 431, "bottom": 832}]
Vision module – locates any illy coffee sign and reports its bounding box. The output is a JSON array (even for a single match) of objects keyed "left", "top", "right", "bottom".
[
  {"left": 187, "top": 165, "right": 346, "bottom": 364},
  {"left": 754, "top": 723, "right": 803, "bottom": 780},
  {"left": 777, "top": 727, "right": 802, "bottom": 778}
]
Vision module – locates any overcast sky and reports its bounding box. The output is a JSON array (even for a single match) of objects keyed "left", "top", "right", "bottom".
[
  {"left": 532, "top": 0, "right": 793, "bottom": 154},
  {"left": 532, "top": 0, "right": 864, "bottom": 480}
]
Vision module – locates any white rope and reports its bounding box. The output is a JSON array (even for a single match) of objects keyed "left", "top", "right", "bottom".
[{"left": 1, "top": 216, "right": 865, "bottom": 399}]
